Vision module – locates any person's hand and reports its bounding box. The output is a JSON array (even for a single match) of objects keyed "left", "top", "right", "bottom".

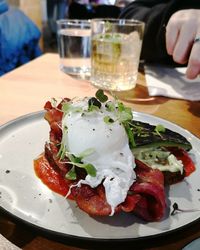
[{"left": 166, "top": 9, "right": 200, "bottom": 79}]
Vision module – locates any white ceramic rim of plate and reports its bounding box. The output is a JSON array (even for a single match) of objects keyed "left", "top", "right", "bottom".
[{"left": 0, "top": 110, "right": 200, "bottom": 245}]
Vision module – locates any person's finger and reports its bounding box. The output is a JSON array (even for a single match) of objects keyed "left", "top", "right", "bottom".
[
  {"left": 172, "top": 22, "right": 196, "bottom": 64},
  {"left": 165, "top": 16, "right": 180, "bottom": 55},
  {"left": 186, "top": 35, "right": 200, "bottom": 79}
]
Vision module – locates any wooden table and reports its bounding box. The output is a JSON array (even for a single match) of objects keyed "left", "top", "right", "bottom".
[{"left": 0, "top": 53, "right": 200, "bottom": 250}]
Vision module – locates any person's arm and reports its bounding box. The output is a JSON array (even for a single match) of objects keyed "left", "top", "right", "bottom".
[{"left": 120, "top": 0, "right": 200, "bottom": 66}]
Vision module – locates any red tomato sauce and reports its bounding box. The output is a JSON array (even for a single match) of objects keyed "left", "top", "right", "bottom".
[{"left": 34, "top": 154, "right": 74, "bottom": 199}]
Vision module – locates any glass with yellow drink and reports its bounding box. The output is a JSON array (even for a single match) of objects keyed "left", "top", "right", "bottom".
[{"left": 91, "top": 19, "right": 144, "bottom": 91}]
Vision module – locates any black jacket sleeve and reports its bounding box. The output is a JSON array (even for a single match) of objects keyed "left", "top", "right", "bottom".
[{"left": 120, "top": 0, "right": 200, "bottom": 65}]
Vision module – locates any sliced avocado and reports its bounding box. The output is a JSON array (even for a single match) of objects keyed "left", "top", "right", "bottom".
[{"left": 130, "top": 120, "right": 192, "bottom": 151}]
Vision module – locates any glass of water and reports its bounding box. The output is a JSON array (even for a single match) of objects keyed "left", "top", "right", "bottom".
[
  {"left": 57, "top": 19, "right": 91, "bottom": 79},
  {"left": 90, "top": 19, "right": 144, "bottom": 91}
]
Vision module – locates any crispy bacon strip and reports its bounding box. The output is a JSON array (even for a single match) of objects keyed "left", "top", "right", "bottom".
[
  {"left": 71, "top": 184, "right": 115, "bottom": 216},
  {"left": 130, "top": 159, "right": 166, "bottom": 221}
]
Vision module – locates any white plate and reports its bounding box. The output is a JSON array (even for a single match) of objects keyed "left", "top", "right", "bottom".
[{"left": 0, "top": 111, "right": 200, "bottom": 246}]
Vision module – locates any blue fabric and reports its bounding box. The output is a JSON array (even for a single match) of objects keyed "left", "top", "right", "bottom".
[
  {"left": 0, "top": 0, "right": 8, "bottom": 14},
  {"left": 0, "top": 7, "right": 42, "bottom": 76}
]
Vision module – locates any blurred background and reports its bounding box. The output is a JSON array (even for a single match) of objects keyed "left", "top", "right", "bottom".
[
  {"left": 8, "top": 0, "right": 125, "bottom": 52},
  {"left": 0, "top": 0, "right": 128, "bottom": 76}
]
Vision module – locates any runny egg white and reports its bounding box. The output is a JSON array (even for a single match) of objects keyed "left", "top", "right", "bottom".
[{"left": 62, "top": 98, "right": 136, "bottom": 215}]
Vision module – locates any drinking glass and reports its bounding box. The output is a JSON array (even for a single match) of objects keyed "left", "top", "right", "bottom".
[
  {"left": 90, "top": 19, "right": 144, "bottom": 91},
  {"left": 57, "top": 19, "right": 91, "bottom": 79}
]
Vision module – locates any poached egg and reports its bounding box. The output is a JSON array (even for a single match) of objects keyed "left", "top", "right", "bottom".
[{"left": 62, "top": 98, "right": 136, "bottom": 215}]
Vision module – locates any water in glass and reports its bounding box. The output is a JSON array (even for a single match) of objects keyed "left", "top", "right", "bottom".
[{"left": 58, "top": 28, "right": 91, "bottom": 77}]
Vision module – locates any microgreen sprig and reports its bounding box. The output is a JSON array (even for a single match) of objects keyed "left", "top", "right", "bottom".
[
  {"left": 95, "top": 89, "right": 108, "bottom": 103},
  {"left": 154, "top": 124, "right": 166, "bottom": 138},
  {"left": 124, "top": 123, "right": 136, "bottom": 149},
  {"left": 66, "top": 162, "right": 96, "bottom": 179},
  {"left": 64, "top": 149, "right": 96, "bottom": 180},
  {"left": 105, "top": 101, "right": 115, "bottom": 112},
  {"left": 51, "top": 97, "right": 57, "bottom": 108},
  {"left": 171, "top": 202, "right": 200, "bottom": 216},
  {"left": 117, "top": 102, "right": 133, "bottom": 123},
  {"left": 62, "top": 102, "right": 82, "bottom": 115},
  {"left": 104, "top": 116, "right": 115, "bottom": 124},
  {"left": 115, "top": 101, "right": 135, "bottom": 148},
  {"left": 65, "top": 166, "right": 77, "bottom": 180},
  {"left": 57, "top": 125, "right": 68, "bottom": 160}
]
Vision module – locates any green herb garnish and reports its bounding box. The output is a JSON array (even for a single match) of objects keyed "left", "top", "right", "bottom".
[
  {"left": 114, "top": 101, "right": 135, "bottom": 148},
  {"left": 105, "top": 101, "right": 115, "bottom": 112},
  {"left": 170, "top": 202, "right": 200, "bottom": 215},
  {"left": 65, "top": 161, "right": 96, "bottom": 179},
  {"left": 56, "top": 125, "right": 68, "bottom": 159},
  {"left": 104, "top": 116, "right": 115, "bottom": 124},
  {"left": 64, "top": 149, "right": 96, "bottom": 180},
  {"left": 65, "top": 166, "right": 77, "bottom": 180},
  {"left": 82, "top": 163, "right": 97, "bottom": 177},
  {"left": 124, "top": 123, "right": 136, "bottom": 149},
  {"left": 78, "top": 148, "right": 95, "bottom": 159},
  {"left": 57, "top": 143, "right": 66, "bottom": 160},
  {"left": 62, "top": 102, "right": 71, "bottom": 113},
  {"left": 62, "top": 102, "right": 82, "bottom": 114},
  {"left": 95, "top": 89, "right": 108, "bottom": 103},
  {"left": 51, "top": 97, "right": 57, "bottom": 108},
  {"left": 154, "top": 124, "right": 166, "bottom": 137},
  {"left": 171, "top": 202, "right": 180, "bottom": 216},
  {"left": 117, "top": 102, "right": 132, "bottom": 122},
  {"left": 88, "top": 97, "right": 101, "bottom": 110}
]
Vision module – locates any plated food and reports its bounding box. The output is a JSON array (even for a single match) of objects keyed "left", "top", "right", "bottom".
[{"left": 34, "top": 90, "right": 195, "bottom": 222}]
